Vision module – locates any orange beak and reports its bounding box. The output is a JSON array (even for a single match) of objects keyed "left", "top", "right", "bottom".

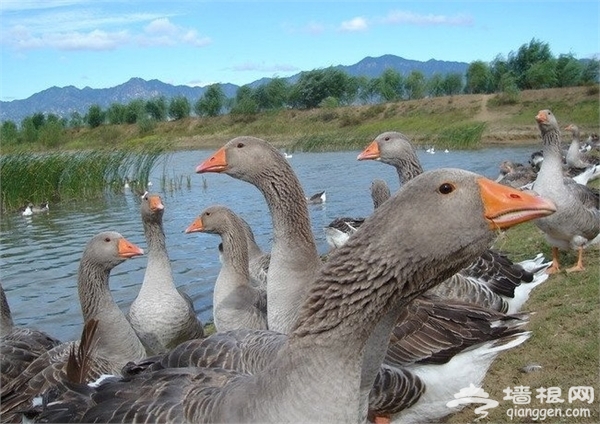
[
  {"left": 535, "top": 110, "right": 548, "bottom": 124},
  {"left": 117, "top": 237, "right": 144, "bottom": 258},
  {"left": 185, "top": 216, "right": 205, "bottom": 234},
  {"left": 357, "top": 140, "right": 380, "bottom": 161},
  {"left": 149, "top": 195, "right": 164, "bottom": 211},
  {"left": 477, "top": 178, "right": 556, "bottom": 230},
  {"left": 196, "top": 147, "right": 227, "bottom": 173}
]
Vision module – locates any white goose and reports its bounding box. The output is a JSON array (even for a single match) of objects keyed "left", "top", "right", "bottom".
[
  {"left": 128, "top": 193, "right": 204, "bottom": 355},
  {"left": 532, "top": 110, "right": 600, "bottom": 273},
  {"left": 185, "top": 205, "right": 268, "bottom": 332},
  {"left": 28, "top": 168, "right": 555, "bottom": 423}
]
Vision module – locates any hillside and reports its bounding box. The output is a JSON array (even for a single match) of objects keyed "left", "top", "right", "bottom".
[{"left": 56, "top": 85, "right": 596, "bottom": 153}]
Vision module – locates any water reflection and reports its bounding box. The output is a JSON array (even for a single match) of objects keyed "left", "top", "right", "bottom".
[{"left": 0, "top": 145, "right": 536, "bottom": 341}]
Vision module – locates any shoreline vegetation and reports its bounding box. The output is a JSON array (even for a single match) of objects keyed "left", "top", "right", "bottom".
[
  {"left": 2, "top": 86, "right": 599, "bottom": 154},
  {"left": 1, "top": 86, "right": 598, "bottom": 212}
]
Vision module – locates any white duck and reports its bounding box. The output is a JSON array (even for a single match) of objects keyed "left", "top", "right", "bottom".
[{"left": 532, "top": 110, "right": 600, "bottom": 273}]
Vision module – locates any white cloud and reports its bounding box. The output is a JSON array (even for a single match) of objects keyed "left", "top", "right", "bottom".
[
  {"left": 339, "top": 17, "right": 368, "bottom": 32},
  {"left": 1, "top": 10, "right": 211, "bottom": 51},
  {"left": 383, "top": 10, "right": 473, "bottom": 26}
]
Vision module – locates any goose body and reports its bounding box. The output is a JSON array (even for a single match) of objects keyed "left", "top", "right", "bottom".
[
  {"left": 185, "top": 205, "right": 268, "bottom": 332},
  {"left": 307, "top": 190, "right": 326, "bottom": 204},
  {"left": 21, "top": 204, "right": 33, "bottom": 216},
  {"left": 31, "top": 202, "right": 49, "bottom": 213},
  {"left": 0, "top": 284, "right": 62, "bottom": 390},
  {"left": 532, "top": 110, "right": 600, "bottom": 273},
  {"left": 196, "top": 137, "right": 322, "bottom": 334},
  {"left": 0, "top": 232, "right": 146, "bottom": 422},
  {"left": 357, "top": 131, "right": 551, "bottom": 310},
  {"left": 128, "top": 193, "right": 204, "bottom": 355},
  {"left": 564, "top": 124, "right": 600, "bottom": 169},
  {"left": 28, "top": 168, "right": 555, "bottom": 424}
]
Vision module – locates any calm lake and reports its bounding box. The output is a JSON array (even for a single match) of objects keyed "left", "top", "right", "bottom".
[{"left": 0, "top": 144, "right": 538, "bottom": 342}]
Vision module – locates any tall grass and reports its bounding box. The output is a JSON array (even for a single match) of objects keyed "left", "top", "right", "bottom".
[{"left": 0, "top": 145, "right": 165, "bottom": 212}]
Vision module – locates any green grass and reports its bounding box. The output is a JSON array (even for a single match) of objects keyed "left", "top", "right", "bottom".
[
  {"left": 447, "top": 221, "right": 600, "bottom": 424},
  {"left": 0, "top": 144, "right": 166, "bottom": 212}
]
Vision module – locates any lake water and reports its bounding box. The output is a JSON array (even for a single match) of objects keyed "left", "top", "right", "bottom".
[{"left": 0, "top": 144, "right": 538, "bottom": 342}]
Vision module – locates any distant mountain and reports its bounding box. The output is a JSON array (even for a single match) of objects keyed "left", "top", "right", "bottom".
[{"left": 0, "top": 54, "right": 469, "bottom": 123}]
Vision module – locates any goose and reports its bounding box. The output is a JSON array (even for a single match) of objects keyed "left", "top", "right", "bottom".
[
  {"left": 26, "top": 168, "right": 555, "bottom": 424},
  {"left": 564, "top": 123, "right": 600, "bottom": 169},
  {"left": 0, "top": 232, "right": 146, "bottom": 423},
  {"left": 323, "top": 179, "right": 390, "bottom": 250},
  {"left": 185, "top": 205, "right": 268, "bottom": 332},
  {"left": 531, "top": 110, "right": 600, "bottom": 273},
  {"left": 128, "top": 193, "right": 204, "bottom": 355},
  {"left": 357, "top": 131, "right": 551, "bottom": 311},
  {"left": 237, "top": 214, "right": 270, "bottom": 290},
  {"left": 495, "top": 160, "right": 537, "bottom": 189},
  {"left": 196, "top": 136, "right": 322, "bottom": 334},
  {"left": 0, "top": 284, "right": 61, "bottom": 390},
  {"left": 307, "top": 190, "right": 326, "bottom": 204}
]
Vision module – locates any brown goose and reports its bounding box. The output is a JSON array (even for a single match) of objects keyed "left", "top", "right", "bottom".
[
  {"left": 185, "top": 205, "right": 268, "bottom": 332},
  {"left": 128, "top": 193, "right": 204, "bottom": 355},
  {"left": 30, "top": 169, "right": 555, "bottom": 423},
  {"left": 357, "top": 131, "right": 551, "bottom": 309},
  {"left": 532, "top": 110, "right": 600, "bottom": 273},
  {"left": 0, "top": 232, "right": 146, "bottom": 423},
  {"left": 196, "top": 136, "right": 322, "bottom": 334},
  {"left": 0, "top": 284, "right": 61, "bottom": 390}
]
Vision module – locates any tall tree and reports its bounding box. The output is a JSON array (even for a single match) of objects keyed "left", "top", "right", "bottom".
[
  {"left": 168, "top": 96, "right": 191, "bottom": 120},
  {"left": 465, "top": 61, "right": 492, "bottom": 94},
  {"left": 404, "top": 70, "right": 426, "bottom": 100},
  {"left": 195, "top": 84, "right": 225, "bottom": 117},
  {"left": 146, "top": 96, "right": 168, "bottom": 121},
  {"left": 86, "top": 104, "right": 105, "bottom": 128}
]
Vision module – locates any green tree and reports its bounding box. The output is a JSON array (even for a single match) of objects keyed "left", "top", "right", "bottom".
[
  {"left": 374, "top": 68, "right": 403, "bottom": 101},
  {"left": 507, "top": 38, "right": 553, "bottom": 89},
  {"left": 39, "top": 119, "right": 64, "bottom": 148},
  {"left": 288, "top": 68, "right": 353, "bottom": 109},
  {"left": 146, "top": 96, "right": 168, "bottom": 121},
  {"left": 465, "top": 61, "right": 493, "bottom": 94},
  {"left": 404, "top": 71, "right": 426, "bottom": 100},
  {"left": 69, "top": 111, "right": 84, "bottom": 128},
  {"left": 86, "top": 104, "right": 105, "bottom": 128},
  {"left": 31, "top": 112, "right": 46, "bottom": 130},
  {"left": 580, "top": 59, "right": 600, "bottom": 85},
  {"left": 263, "top": 77, "right": 290, "bottom": 109},
  {"left": 125, "top": 99, "right": 146, "bottom": 124},
  {"left": 523, "top": 60, "right": 557, "bottom": 89},
  {"left": 0, "top": 120, "right": 19, "bottom": 145},
  {"left": 20, "top": 117, "right": 38, "bottom": 143},
  {"left": 168, "top": 96, "right": 191, "bottom": 120},
  {"left": 106, "top": 103, "right": 127, "bottom": 125},
  {"left": 194, "top": 84, "right": 225, "bottom": 117},
  {"left": 427, "top": 73, "right": 446, "bottom": 97},
  {"left": 442, "top": 73, "right": 464, "bottom": 95},
  {"left": 555, "top": 54, "right": 582, "bottom": 87}
]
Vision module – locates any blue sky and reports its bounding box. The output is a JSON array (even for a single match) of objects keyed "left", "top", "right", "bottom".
[{"left": 0, "top": 0, "right": 598, "bottom": 102}]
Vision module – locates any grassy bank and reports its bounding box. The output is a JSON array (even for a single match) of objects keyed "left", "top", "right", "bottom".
[
  {"left": 3, "top": 86, "right": 597, "bottom": 154},
  {"left": 447, "top": 219, "right": 600, "bottom": 423}
]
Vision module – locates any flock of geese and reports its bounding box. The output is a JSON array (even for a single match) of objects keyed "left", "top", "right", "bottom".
[{"left": 1, "top": 108, "right": 598, "bottom": 423}]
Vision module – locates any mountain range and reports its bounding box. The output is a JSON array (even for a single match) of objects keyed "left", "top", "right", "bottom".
[{"left": 0, "top": 54, "right": 469, "bottom": 123}]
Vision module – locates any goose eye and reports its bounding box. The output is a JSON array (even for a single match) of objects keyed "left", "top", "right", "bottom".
[
  {"left": 438, "top": 183, "right": 455, "bottom": 194},
  {"left": 236, "top": 142, "right": 245, "bottom": 148},
  {"left": 104, "top": 237, "right": 111, "bottom": 242}
]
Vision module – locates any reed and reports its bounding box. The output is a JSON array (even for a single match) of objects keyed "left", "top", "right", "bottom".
[{"left": 0, "top": 146, "right": 165, "bottom": 212}]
